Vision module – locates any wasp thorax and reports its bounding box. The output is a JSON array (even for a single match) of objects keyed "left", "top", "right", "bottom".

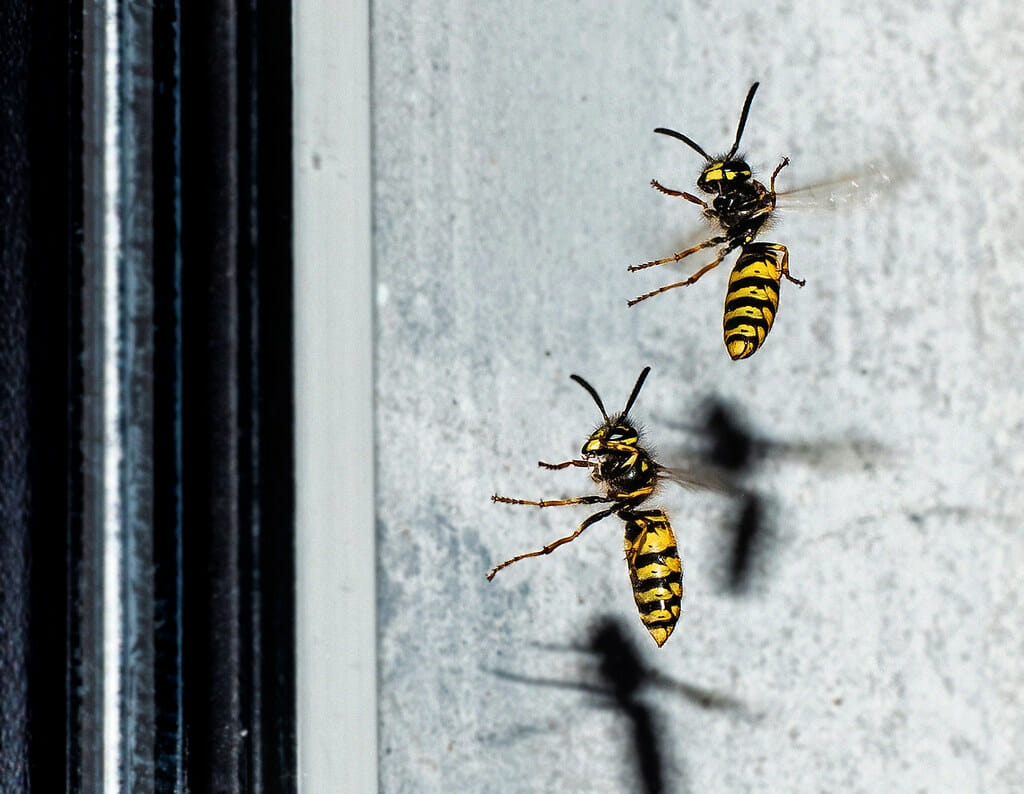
[
  {"left": 587, "top": 450, "right": 636, "bottom": 487},
  {"left": 697, "top": 158, "right": 752, "bottom": 192}
]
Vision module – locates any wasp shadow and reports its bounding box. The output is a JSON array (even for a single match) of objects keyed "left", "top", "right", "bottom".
[
  {"left": 658, "top": 397, "right": 889, "bottom": 592},
  {"left": 487, "top": 617, "right": 752, "bottom": 794}
]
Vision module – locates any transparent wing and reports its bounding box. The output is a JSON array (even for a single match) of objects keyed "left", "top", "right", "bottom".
[
  {"left": 774, "top": 159, "right": 911, "bottom": 213},
  {"left": 657, "top": 463, "right": 733, "bottom": 494},
  {"left": 626, "top": 158, "right": 911, "bottom": 290}
]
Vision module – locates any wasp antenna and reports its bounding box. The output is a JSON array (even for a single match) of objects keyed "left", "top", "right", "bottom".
[
  {"left": 570, "top": 374, "right": 609, "bottom": 421},
  {"left": 622, "top": 367, "right": 652, "bottom": 417},
  {"left": 726, "top": 82, "right": 760, "bottom": 159},
  {"left": 653, "top": 127, "right": 712, "bottom": 161}
]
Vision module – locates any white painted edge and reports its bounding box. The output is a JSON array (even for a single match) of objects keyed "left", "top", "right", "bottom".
[
  {"left": 293, "top": 2, "right": 377, "bottom": 792},
  {"left": 102, "top": 2, "right": 123, "bottom": 791}
]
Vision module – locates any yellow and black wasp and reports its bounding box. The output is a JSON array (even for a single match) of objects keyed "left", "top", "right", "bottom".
[
  {"left": 487, "top": 367, "right": 684, "bottom": 647},
  {"left": 627, "top": 82, "right": 805, "bottom": 360}
]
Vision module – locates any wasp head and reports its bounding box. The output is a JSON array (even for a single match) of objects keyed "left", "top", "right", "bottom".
[
  {"left": 654, "top": 82, "right": 763, "bottom": 197},
  {"left": 582, "top": 419, "right": 640, "bottom": 457},
  {"left": 582, "top": 418, "right": 642, "bottom": 476},
  {"left": 581, "top": 417, "right": 655, "bottom": 492},
  {"left": 570, "top": 367, "right": 658, "bottom": 499},
  {"left": 697, "top": 158, "right": 752, "bottom": 193}
]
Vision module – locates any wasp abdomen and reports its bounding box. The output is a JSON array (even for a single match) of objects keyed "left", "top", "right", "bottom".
[
  {"left": 723, "top": 242, "right": 787, "bottom": 360},
  {"left": 623, "top": 509, "right": 683, "bottom": 647}
]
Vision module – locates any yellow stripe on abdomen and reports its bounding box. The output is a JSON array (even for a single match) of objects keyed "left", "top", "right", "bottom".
[
  {"left": 623, "top": 509, "right": 683, "bottom": 647},
  {"left": 723, "top": 243, "right": 784, "bottom": 360}
]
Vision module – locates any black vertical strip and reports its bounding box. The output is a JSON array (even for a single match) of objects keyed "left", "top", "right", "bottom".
[
  {"left": 0, "top": 3, "right": 33, "bottom": 788},
  {"left": 236, "top": 0, "right": 259, "bottom": 786},
  {"left": 62, "top": 3, "right": 86, "bottom": 788},
  {"left": 152, "top": 1, "right": 186, "bottom": 789},
  {"left": 243, "top": 1, "right": 296, "bottom": 788},
  {"left": 29, "top": 0, "right": 84, "bottom": 782},
  {"left": 6, "top": 1, "right": 84, "bottom": 791},
  {"left": 0, "top": 0, "right": 82, "bottom": 790},
  {"left": 237, "top": 4, "right": 258, "bottom": 782},
  {"left": 180, "top": 0, "right": 244, "bottom": 790},
  {"left": 178, "top": 0, "right": 295, "bottom": 788}
]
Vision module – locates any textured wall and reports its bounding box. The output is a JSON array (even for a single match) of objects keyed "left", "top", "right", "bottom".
[{"left": 372, "top": 2, "right": 1024, "bottom": 791}]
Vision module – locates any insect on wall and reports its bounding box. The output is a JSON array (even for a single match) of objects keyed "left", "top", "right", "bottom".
[
  {"left": 627, "top": 82, "right": 805, "bottom": 360},
  {"left": 487, "top": 367, "right": 692, "bottom": 647}
]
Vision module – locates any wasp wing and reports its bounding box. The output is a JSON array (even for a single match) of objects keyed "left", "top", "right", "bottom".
[
  {"left": 656, "top": 463, "right": 733, "bottom": 494},
  {"left": 774, "top": 160, "right": 910, "bottom": 213}
]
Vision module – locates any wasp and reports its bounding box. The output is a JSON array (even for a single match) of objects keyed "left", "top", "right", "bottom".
[
  {"left": 487, "top": 367, "right": 684, "bottom": 647},
  {"left": 627, "top": 82, "right": 805, "bottom": 360}
]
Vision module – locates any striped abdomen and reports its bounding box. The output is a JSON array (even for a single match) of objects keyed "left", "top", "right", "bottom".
[
  {"left": 723, "top": 243, "right": 787, "bottom": 360},
  {"left": 622, "top": 509, "right": 682, "bottom": 647}
]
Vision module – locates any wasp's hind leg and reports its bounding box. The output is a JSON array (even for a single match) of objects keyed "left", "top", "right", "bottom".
[
  {"left": 486, "top": 506, "right": 618, "bottom": 580},
  {"left": 769, "top": 243, "right": 804, "bottom": 286}
]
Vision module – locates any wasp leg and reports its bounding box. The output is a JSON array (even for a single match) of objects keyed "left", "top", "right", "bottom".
[
  {"left": 628, "top": 235, "right": 727, "bottom": 274},
  {"left": 650, "top": 179, "right": 684, "bottom": 196},
  {"left": 537, "top": 458, "right": 592, "bottom": 470},
  {"left": 770, "top": 244, "right": 804, "bottom": 286},
  {"left": 769, "top": 157, "right": 790, "bottom": 195},
  {"left": 491, "top": 493, "right": 611, "bottom": 508},
  {"left": 628, "top": 243, "right": 736, "bottom": 306},
  {"left": 486, "top": 506, "right": 618, "bottom": 580},
  {"left": 651, "top": 180, "right": 707, "bottom": 208}
]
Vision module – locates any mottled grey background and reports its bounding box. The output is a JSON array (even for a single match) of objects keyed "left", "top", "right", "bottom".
[{"left": 371, "top": 2, "right": 1024, "bottom": 791}]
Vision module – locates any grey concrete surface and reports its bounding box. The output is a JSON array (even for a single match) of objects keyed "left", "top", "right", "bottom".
[{"left": 371, "top": 2, "right": 1024, "bottom": 791}]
